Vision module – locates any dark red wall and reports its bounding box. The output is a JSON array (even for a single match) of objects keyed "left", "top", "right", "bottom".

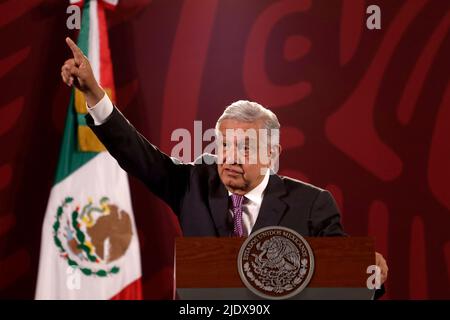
[{"left": 0, "top": 0, "right": 449, "bottom": 299}]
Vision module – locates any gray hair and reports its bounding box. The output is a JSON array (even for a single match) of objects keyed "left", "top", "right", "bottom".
[{"left": 215, "top": 100, "right": 281, "bottom": 144}]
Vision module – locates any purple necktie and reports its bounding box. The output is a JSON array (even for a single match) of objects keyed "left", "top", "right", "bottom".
[{"left": 231, "top": 194, "right": 245, "bottom": 237}]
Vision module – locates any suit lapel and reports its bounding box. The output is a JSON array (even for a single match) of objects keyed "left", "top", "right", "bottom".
[
  {"left": 251, "top": 174, "right": 288, "bottom": 233},
  {"left": 208, "top": 171, "right": 231, "bottom": 236}
]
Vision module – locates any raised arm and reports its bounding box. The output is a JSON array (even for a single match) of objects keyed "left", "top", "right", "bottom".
[{"left": 61, "top": 37, "right": 191, "bottom": 214}]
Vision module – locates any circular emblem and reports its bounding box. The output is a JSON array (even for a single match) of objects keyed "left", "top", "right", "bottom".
[
  {"left": 237, "top": 226, "right": 314, "bottom": 300},
  {"left": 53, "top": 196, "right": 133, "bottom": 277}
]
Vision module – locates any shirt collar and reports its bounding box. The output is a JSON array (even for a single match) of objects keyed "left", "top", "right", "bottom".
[{"left": 228, "top": 168, "right": 271, "bottom": 205}]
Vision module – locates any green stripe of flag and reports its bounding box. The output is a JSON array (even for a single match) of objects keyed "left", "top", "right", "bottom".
[
  {"left": 77, "top": 0, "right": 91, "bottom": 56},
  {"left": 54, "top": 1, "right": 98, "bottom": 185}
]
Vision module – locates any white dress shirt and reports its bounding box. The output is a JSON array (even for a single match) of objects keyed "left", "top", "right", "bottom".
[
  {"left": 87, "top": 92, "right": 114, "bottom": 125},
  {"left": 87, "top": 92, "right": 272, "bottom": 235},
  {"left": 228, "top": 169, "right": 270, "bottom": 236}
]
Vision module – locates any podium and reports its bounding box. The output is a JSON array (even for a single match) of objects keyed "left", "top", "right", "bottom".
[{"left": 175, "top": 237, "right": 376, "bottom": 300}]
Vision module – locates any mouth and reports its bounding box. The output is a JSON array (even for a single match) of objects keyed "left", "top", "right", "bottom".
[{"left": 223, "top": 166, "right": 244, "bottom": 176}]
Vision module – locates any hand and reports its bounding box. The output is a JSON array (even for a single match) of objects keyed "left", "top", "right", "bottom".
[
  {"left": 61, "top": 37, "right": 104, "bottom": 107},
  {"left": 375, "top": 252, "right": 388, "bottom": 284}
]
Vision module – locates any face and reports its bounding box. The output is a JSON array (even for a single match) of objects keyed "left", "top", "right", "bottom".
[{"left": 217, "top": 119, "right": 277, "bottom": 195}]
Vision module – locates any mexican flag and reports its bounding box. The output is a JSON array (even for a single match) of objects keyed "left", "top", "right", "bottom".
[{"left": 35, "top": 0, "right": 142, "bottom": 299}]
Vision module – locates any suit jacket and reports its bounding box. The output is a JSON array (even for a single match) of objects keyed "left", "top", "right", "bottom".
[
  {"left": 86, "top": 107, "right": 345, "bottom": 238},
  {"left": 86, "top": 106, "right": 385, "bottom": 299}
]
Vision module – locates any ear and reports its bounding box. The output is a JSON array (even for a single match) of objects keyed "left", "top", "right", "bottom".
[
  {"left": 269, "top": 144, "right": 282, "bottom": 158},
  {"left": 268, "top": 144, "right": 282, "bottom": 174}
]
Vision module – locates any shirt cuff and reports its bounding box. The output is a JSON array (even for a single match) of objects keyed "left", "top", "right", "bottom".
[{"left": 87, "top": 92, "right": 114, "bottom": 125}]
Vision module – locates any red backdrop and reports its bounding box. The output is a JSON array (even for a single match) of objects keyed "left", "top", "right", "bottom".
[{"left": 0, "top": 0, "right": 449, "bottom": 299}]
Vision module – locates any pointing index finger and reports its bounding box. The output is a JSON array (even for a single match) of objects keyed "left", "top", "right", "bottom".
[{"left": 65, "top": 37, "right": 83, "bottom": 63}]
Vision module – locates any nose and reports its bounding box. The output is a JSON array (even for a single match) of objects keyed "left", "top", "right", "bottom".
[{"left": 224, "top": 145, "right": 238, "bottom": 164}]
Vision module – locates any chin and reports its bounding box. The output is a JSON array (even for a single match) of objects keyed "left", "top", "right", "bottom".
[{"left": 222, "top": 177, "right": 248, "bottom": 191}]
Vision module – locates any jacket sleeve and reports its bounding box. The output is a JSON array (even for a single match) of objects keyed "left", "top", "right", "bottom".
[
  {"left": 86, "top": 107, "right": 191, "bottom": 215},
  {"left": 309, "top": 190, "right": 346, "bottom": 237},
  {"left": 308, "top": 189, "right": 386, "bottom": 299}
]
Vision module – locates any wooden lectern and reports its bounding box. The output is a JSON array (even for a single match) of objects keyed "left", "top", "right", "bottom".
[{"left": 175, "top": 237, "right": 376, "bottom": 300}]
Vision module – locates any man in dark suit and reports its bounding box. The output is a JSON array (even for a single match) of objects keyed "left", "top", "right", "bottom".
[{"left": 61, "top": 38, "right": 388, "bottom": 293}]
